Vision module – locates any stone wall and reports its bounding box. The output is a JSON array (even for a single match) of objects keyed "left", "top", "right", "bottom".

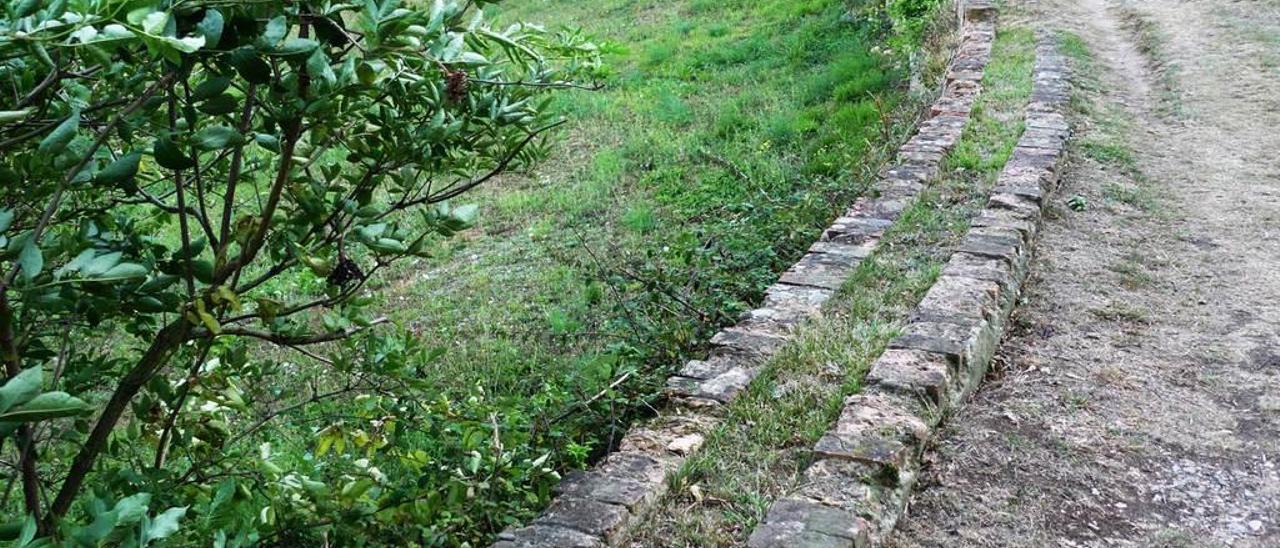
[{"left": 746, "top": 25, "right": 1073, "bottom": 548}]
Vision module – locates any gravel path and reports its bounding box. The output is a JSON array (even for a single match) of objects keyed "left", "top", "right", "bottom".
[{"left": 888, "top": 0, "right": 1280, "bottom": 546}]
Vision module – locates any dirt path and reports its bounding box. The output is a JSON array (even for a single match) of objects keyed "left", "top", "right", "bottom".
[{"left": 889, "top": 0, "right": 1280, "bottom": 546}]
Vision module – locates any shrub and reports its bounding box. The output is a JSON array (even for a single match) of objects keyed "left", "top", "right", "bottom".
[{"left": 0, "top": 0, "right": 597, "bottom": 544}]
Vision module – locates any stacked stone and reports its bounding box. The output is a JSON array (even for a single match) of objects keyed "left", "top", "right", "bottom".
[
  {"left": 747, "top": 29, "right": 1073, "bottom": 548},
  {"left": 493, "top": 2, "right": 1001, "bottom": 547}
]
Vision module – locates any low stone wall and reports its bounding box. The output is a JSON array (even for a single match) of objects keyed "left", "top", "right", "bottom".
[
  {"left": 745, "top": 31, "right": 1073, "bottom": 548},
  {"left": 493, "top": 2, "right": 1000, "bottom": 546}
]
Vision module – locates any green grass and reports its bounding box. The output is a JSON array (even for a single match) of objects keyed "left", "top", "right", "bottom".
[{"left": 627, "top": 25, "right": 1038, "bottom": 547}]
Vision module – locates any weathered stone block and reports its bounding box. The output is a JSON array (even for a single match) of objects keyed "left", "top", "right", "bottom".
[
  {"left": 942, "top": 252, "right": 1015, "bottom": 297},
  {"left": 823, "top": 214, "right": 892, "bottom": 244},
  {"left": 898, "top": 149, "right": 946, "bottom": 169},
  {"left": 861, "top": 197, "right": 909, "bottom": 221},
  {"left": 618, "top": 413, "right": 712, "bottom": 457},
  {"left": 1007, "top": 146, "right": 1060, "bottom": 170},
  {"left": 554, "top": 470, "right": 660, "bottom": 511},
  {"left": 798, "top": 457, "right": 913, "bottom": 525},
  {"left": 711, "top": 325, "right": 790, "bottom": 357},
  {"left": 813, "top": 392, "right": 932, "bottom": 475},
  {"left": 946, "top": 67, "right": 984, "bottom": 83},
  {"left": 534, "top": 497, "right": 630, "bottom": 543},
  {"left": 993, "top": 170, "right": 1048, "bottom": 203},
  {"left": 865, "top": 348, "right": 954, "bottom": 407},
  {"left": 764, "top": 283, "right": 833, "bottom": 316},
  {"left": 677, "top": 356, "right": 737, "bottom": 380},
  {"left": 987, "top": 191, "right": 1042, "bottom": 218},
  {"left": 665, "top": 365, "right": 755, "bottom": 404},
  {"left": 889, "top": 321, "right": 981, "bottom": 369},
  {"left": 914, "top": 275, "right": 1000, "bottom": 324},
  {"left": 747, "top": 522, "right": 857, "bottom": 548},
  {"left": 809, "top": 240, "right": 876, "bottom": 262},
  {"left": 780, "top": 252, "right": 859, "bottom": 291},
  {"left": 972, "top": 207, "right": 1038, "bottom": 241},
  {"left": 748, "top": 499, "right": 869, "bottom": 548},
  {"left": 494, "top": 524, "right": 604, "bottom": 548},
  {"left": 956, "top": 233, "right": 1022, "bottom": 268},
  {"left": 879, "top": 177, "right": 925, "bottom": 201}
]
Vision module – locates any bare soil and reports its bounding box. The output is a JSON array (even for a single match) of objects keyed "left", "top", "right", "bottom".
[{"left": 889, "top": 0, "right": 1280, "bottom": 546}]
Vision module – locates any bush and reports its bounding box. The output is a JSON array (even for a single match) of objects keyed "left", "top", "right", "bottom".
[{"left": 0, "top": 0, "right": 597, "bottom": 544}]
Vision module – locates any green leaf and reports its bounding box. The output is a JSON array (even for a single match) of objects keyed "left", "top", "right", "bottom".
[
  {"left": 197, "top": 9, "right": 225, "bottom": 48},
  {"left": 37, "top": 110, "right": 79, "bottom": 155},
  {"left": 13, "top": 0, "right": 38, "bottom": 18},
  {"left": 17, "top": 236, "right": 42, "bottom": 282},
  {"left": 141, "top": 11, "right": 168, "bottom": 35},
  {"left": 192, "top": 77, "right": 232, "bottom": 101},
  {"left": 198, "top": 94, "right": 239, "bottom": 116},
  {"left": 0, "top": 209, "right": 12, "bottom": 233},
  {"left": 101, "top": 263, "right": 149, "bottom": 280},
  {"left": 113, "top": 493, "right": 152, "bottom": 525},
  {"left": 451, "top": 204, "right": 479, "bottom": 225},
  {"left": 17, "top": 515, "right": 35, "bottom": 546},
  {"left": 253, "top": 133, "right": 280, "bottom": 152},
  {"left": 143, "top": 506, "right": 187, "bottom": 543},
  {"left": 194, "top": 126, "right": 243, "bottom": 151},
  {"left": 192, "top": 259, "right": 215, "bottom": 284},
  {"left": 261, "top": 16, "right": 288, "bottom": 46},
  {"left": 95, "top": 152, "right": 142, "bottom": 187},
  {"left": 0, "top": 367, "right": 42, "bottom": 414},
  {"left": 306, "top": 49, "right": 336, "bottom": 88},
  {"left": 82, "top": 251, "right": 123, "bottom": 276},
  {"left": 267, "top": 38, "right": 320, "bottom": 57},
  {"left": 159, "top": 35, "right": 206, "bottom": 54},
  {"left": 153, "top": 135, "right": 194, "bottom": 170},
  {"left": 0, "top": 391, "right": 91, "bottom": 423},
  {"left": 229, "top": 48, "right": 272, "bottom": 85}
]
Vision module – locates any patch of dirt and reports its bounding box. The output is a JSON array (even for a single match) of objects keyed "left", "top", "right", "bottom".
[{"left": 889, "top": 0, "right": 1280, "bottom": 546}]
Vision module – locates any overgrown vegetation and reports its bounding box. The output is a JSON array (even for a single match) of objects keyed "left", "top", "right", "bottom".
[{"left": 0, "top": 0, "right": 959, "bottom": 545}]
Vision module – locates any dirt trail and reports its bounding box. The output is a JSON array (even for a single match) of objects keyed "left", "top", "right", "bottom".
[{"left": 889, "top": 0, "right": 1280, "bottom": 546}]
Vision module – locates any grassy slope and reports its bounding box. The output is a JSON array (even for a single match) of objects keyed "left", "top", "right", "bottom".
[
  {"left": 379, "top": 0, "right": 905, "bottom": 398},
  {"left": 626, "top": 26, "right": 1037, "bottom": 546}
]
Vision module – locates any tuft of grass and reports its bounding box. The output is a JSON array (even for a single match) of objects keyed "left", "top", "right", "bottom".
[
  {"left": 627, "top": 23, "right": 1038, "bottom": 547},
  {"left": 1090, "top": 302, "right": 1152, "bottom": 324},
  {"left": 1102, "top": 180, "right": 1157, "bottom": 211},
  {"left": 1108, "top": 251, "right": 1158, "bottom": 289}
]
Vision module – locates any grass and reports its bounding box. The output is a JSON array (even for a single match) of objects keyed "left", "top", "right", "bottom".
[
  {"left": 1109, "top": 251, "right": 1159, "bottom": 289},
  {"left": 626, "top": 25, "right": 1038, "bottom": 547},
  {"left": 376, "top": 0, "right": 919, "bottom": 401}
]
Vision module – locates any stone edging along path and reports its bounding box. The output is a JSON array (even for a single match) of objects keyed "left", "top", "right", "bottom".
[
  {"left": 745, "top": 32, "right": 1074, "bottom": 548},
  {"left": 494, "top": 2, "right": 999, "bottom": 546}
]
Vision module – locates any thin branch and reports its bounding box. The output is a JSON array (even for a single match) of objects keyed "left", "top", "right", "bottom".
[
  {"left": 202, "top": 316, "right": 389, "bottom": 347},
  {"left": 386, "top": 120, "right": 564, "bottom": 213},
  {"left": 225, "top": 385, "right": 359, "bottom": 447},
  {"left": 470, "top": 78, "right": 604, "bottom": 91}
]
